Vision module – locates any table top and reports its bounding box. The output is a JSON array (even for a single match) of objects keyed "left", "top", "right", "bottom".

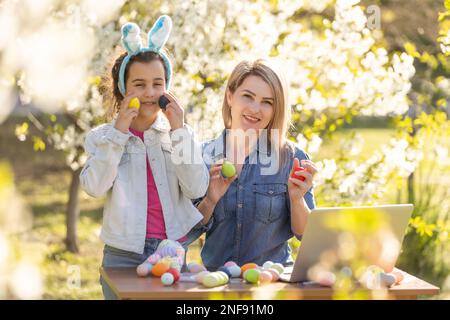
[{"left": 100, "top": 267, "right": 440, "bottom": 300}]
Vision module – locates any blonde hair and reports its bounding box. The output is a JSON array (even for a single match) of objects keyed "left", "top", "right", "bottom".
[{"left": 222, "top": 59, "right": 293, "bottom": 165}]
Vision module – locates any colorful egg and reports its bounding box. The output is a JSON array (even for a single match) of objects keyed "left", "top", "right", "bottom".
[
  {"left": 202, "top": 273, "right": 221, "bottom": 288},
  {"left": 167, "top": 268, "right": 180, "bottom": 282},
  {"left": 227, "top": 265, "right": 241, "bottom": 278},
  {"left": 194, "top": 271, "right": 210, "bottom": 283},
  {"left": 317, "top": 271, "right": 336, "bottom": 287},
  {"left": 379, "top": 272, "right": 396, "bottom": 287},
  {"left": 241, "top": 263, "right": 258, "bottom": 275},
  {"left": 189, "top": 263, "right": 207, "bottom": 273},
  {"left": 159, "top": 246, "right": 177, "bottom": 257},
  {"left": 148, "top": 254, "right": 160, "bottom": 265},
  {"left": 151, "top": 261, "right": 170, "bottom": 277},
  {"left": 244, "top": 269, "right": 261, "bottom": 284},
  {"left": 215, "top": 271, "right": 230, "bottom": 284},
  {"left": 267, "top": 269, "right": 280, "bottom": 281},
  {"left": 262, "top": 261, "right": 274, "bottom": 270},
  {"left": 128, "top": 97, "right": 140, "bottom": 109},
  {"left": 259, "top": 271, "right": 273, "bottom": 284},
  {"left": 391, "top": 271, "right": 404, "bottom": 284},
  {"left": 161, "top": 272, "right": 174, "bottom": 286},
  {"left": 221, "top": 160, "right": 236, "bottom": 178},
  {"left": 224, "top": 261, "right": 237, "bottom": 268},
  {"left": 136, "top": 261, "right": 153, "bottom": 277},
  {"left": 270, "top": 263, "right": 284, "bottom": 274},
  {"left": 218, "top": 266, "right": 232, "bottom": 278}
]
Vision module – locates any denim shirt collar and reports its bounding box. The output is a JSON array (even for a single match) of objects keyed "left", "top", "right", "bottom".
[{"left": 210, "top": 129, "right": 270, "bottom": 161}]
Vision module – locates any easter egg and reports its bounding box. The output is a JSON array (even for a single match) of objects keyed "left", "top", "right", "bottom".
[
  {"left": 244, "top": 269, "right": 261, "bottom": 284},
  {"left": 224, "top": 261, "right": 237, "bottom": 268},
  {"left": 194, "top": 271, "right": 210, "bottom": 283},
  {"left": 136, "top": 261, "right": 153, "bottom": 277},
  {"left": 159, "top": 246, "right": 177, "bottom": 257},
  {"left": 317, "top": 271, "right": 336, "bottom": 287},
  {"left": 148, "top": 254, "right": 160, "bottom": 265},
  {"left": 259, "top": 271, "right": 273, "bottom": 284},
  {"left": 202, "top": 273, "right": 221, "bottom": 288},
  {"left": 151, "top": 261, "right": 170, "bottom": 277},
  {"left": 190, "top": 264, "right": 207, "bottom": 274},
  {"left": 262, "top": 261, "right": 274, "bottom": 270},
  {"left": 270, "top": 263, "right": 284, "bottom": 275},
  {"left": 241, "top": 263, "right": 258, "bottom": 275},
  {"left": 161, "top": 272, "right": 174, "bottom": 286},
  {"left": 391, "top": 271, "right": 404, "bottom": 284},
  {"left": 167, "top": 268, "right": 180, "bottom": 282},
  {"left": 290, "top": 161, "right": 306, "bottom": 181},
  {"left": 221, "top": 160, "right": 236, "bottom": 178},
  {"left": 379, "top": 272, "right": 396, "bottom": 287},
  {"left": 267, "top": 269, "right": 280, "bottom": 281},
  {"left": 218, "top": 266, "right": 232, "bottom": 278},
  {"left": 128, "top": 97, "right": 140, "bottom": 109},
  {"left": 227, "top": 265, "right": 241, "bottom": 278},
  {"left": 215, "top": 271, "right": 230, "bottom": 284}
]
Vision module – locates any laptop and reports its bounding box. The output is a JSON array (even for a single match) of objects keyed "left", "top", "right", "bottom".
[{"left": 280, "top": 204, "right": 413, "bottom": 283}]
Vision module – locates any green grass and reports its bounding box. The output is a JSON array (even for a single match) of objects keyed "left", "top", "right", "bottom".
[{"left": 1, "top": 116, "right": 448, "bottom": 299}]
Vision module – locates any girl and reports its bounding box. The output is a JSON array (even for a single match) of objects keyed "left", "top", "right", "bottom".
[
  {"left": 79, "top": 16, "right": 208, "bottom": 299},
  {"left": 188, "top": 59, "right": 318, "bottom": 270}
]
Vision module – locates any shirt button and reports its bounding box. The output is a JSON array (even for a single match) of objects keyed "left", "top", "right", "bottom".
[
  {"left": 269, "top": 190, "right": 274, "bottom": 194},
  {"left": 238, "top": 203, "right": 243, "bottom": 208}
]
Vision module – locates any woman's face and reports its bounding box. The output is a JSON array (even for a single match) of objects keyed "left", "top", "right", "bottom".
[
  {"left": 227, "top": 75, "right": 274, "bottom": 132},
  {"left": 125, "top": 59, "right": 166, "bottom": 121}
]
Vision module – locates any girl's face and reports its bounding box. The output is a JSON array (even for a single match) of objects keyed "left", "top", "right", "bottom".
[
  {"left": 125, "top": 59, "right": 166, "bottom": 121},
  {"left": 227, "top": 75, "right": 274, "bottom": 132}
]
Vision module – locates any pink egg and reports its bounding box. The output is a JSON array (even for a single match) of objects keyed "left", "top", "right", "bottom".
[
  {"left": 136, "top": 261, "right": 152, "bottom": 277},
  {"left": 224, "top": 261, "right": 237, "bottom": 268},
  {"left": 268, "top": 269, "right": 280, "bottom": 282},
  {"left": 148, "top": 254, "right": 160, "bottom": 265},
  {"left": 259, "top": 271, "right": 273, "bottom": 284},
  {"left": 317, "top": 271, "right": 336, "bottom": 287}
]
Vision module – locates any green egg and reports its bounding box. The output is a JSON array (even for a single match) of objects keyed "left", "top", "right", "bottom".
[
  {"left": 245, "top": 269, "right": 261, "bottom": 284},
  {"left": 221, "top": 160, "right": 236, "bottom": 178}
]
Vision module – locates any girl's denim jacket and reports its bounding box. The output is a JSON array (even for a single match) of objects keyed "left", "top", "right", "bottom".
[{"left": 80, "top": 114, "right": 209, "bottom": 254}]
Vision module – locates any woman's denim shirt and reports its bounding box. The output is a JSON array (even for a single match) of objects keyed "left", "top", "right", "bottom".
[{"left": 188, "top": 130, "right": 316, "bottom": 270}]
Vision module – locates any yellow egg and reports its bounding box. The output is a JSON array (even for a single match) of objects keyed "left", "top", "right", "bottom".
[{"left": 128, "top": 97, "right": 140, "bottom": 109}]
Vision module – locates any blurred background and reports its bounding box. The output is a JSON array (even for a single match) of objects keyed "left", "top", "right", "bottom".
[{"left": 0, "top": 0, "right": 449, "bottom": 299}]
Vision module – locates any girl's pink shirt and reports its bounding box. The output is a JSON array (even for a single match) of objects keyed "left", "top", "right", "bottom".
[{"left": 129, "top": 127, "right": 187, "bottom": 242}]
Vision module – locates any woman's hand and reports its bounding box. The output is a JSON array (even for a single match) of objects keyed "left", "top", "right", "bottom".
[
  {"left": 205, "top": 160, "right": 237, "bottom": 205},
  {"left": 114, "top": 93, "right": 140, "bottom": 134},
  {"left": 160, "top": 91, "right": 184, "bottom": 130},
  {"left": 288, "top": 158, "right": 317, "bottom": 202}
]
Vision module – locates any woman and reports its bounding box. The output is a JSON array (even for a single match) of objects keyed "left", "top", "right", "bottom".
[{"left": 188, "top": 59, "right": 317, "bottom": 270}]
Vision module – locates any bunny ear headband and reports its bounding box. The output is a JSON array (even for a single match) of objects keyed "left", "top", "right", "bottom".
[{"left": 118, "top": 15, "right": 173, "bottom": 96}]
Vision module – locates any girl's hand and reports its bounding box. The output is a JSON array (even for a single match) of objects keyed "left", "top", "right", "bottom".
[
  {"left": 288, "top": 158, "right": 317, "bottom": 201},
  {"left": 114, "top": 93, "right": 140, "bottom": 134},
  {"left": 160, "top": 91, "right": 184, "bottom": 130},
  {"left": 205, "top": 160, "right": 237, "bottom": 205}
]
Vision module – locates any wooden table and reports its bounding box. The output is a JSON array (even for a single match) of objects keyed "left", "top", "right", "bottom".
[{"left": 100, "top": 267, "right": 439, "bottom": 300}]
